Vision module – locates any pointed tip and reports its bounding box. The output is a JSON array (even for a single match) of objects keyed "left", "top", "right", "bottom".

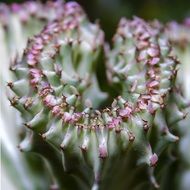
[
  {"left": 79, "top": 145, "right": 87, "bottom": 152},
  {"left": 41, "top": 133, "right": 46, "bottom": 139},
  {"left": 7, "top": 82, "right": 13, "bottom": 88},
  {"left": 60, "top": 143, "right": 65, "bottom": 150},
  {"left": 24, "top": 123, "right": 31, "bottom": 129},
  {"left": 150, "top": 153, "right": 158, "bottom": 167},
  {"left": 128, "top": 132, "right": 135, "bottom": 142}
]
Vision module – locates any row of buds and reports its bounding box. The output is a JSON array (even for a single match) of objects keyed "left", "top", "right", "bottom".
[
  {"left": 108, "top": 17, "right": 178, "bottom": 115},
  {"left": 0, "top": 0, "right": 65, "bottom": 26},
  {"left": 7, "top": 6, "right": 186, "bottom": 189}
]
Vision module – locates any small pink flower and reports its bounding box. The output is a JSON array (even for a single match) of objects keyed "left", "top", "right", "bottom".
[
  {"left": 113, "top": 117, "right": 122, "bottom": 126},
  {"left": 149, "top": 57, "right": 160, "bottom": 65},
  {"left": 119, "top": 106, "right": 133, "bottom": 118},
  {"left": 27, "top": 53, "right": 35, "bottom": 60},
  {"left": 99, "top": 142, "right": 108, "bottom": 159},
  {"left": 107, "top": 117, "right": 122, "bottom": 129},
  {"left": 29, "top": 68, "right": 42, "bottom": 85},
  {"left": 64, "top": 2, "right": 80, "bottom": 15},
  {"left": 35, "top": 37, "right": 43, "bottom": 45},
  {"left": 137, "top": 41, "right": 149, "bottom": 49},
  {"left": 147, "top": 102, "right": 155, "bottom": 114},
  {"left": 71, "top": 113, "right": 82, "bottom": 122},
  {"left": 147, "top": 80, "right": 159, "bottom": 88},
  {"left": 42, "top": 34, "right": 51, "bottom": 41},
  {"left": 43, "top": 94, "right": 56, "bottom": 107},
  {"left": 150, "top": 153, "right": 158, "bottom": 166},
  {"left": 31, "top": 49, "right": 40, "bottom": 55},
  {"left": 147, "top": 47, "right": 159, "bottom": 57},
  {"left": 52, "top": 105, "right": 61, "bottom": 116},
  {"left": 139, "top": 32, "right": 150, "bottom": 40},
  {"left": 27, "top": 53, "right": 37, "bottom": 66},
  {"left": 63, "top": 112, "right": 72, "bottom": 123},
  {"left": 33, "top": 43, "right": 43, "bottom": 51},
  {"left": 137, "top": 99, "right": 147, "bottom": 110},
  {"left": 134, "top": 25, "right": 145, "bottom": 36}
]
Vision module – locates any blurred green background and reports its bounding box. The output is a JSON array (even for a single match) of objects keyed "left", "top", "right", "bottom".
[{"left": 1, "top": 0, "right": 190, "bottom": 40}]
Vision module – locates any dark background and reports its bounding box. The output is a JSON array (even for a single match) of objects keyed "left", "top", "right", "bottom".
[{"left": 2, "top": 0, "right": 190, "bottom": 40}]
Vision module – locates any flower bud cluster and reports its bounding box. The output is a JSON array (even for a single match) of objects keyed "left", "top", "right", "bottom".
[{"left": 6, "top": 3, "right": 189, "bottom": 190}]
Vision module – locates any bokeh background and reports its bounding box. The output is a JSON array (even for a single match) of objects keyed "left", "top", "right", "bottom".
[{"left": 1, "top": 0, "right": 190, "bottom": 40}]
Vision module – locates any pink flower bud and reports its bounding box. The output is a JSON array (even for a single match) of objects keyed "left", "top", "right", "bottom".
[
  {"left": 72, "top": 113, "right": 82, "bottom": 122},
  {"left": 119, "top": 106, "right": 133, "bottom": 118},
  {"left": 147, "top": 47, "right": 159, "bottom": 57},
  {"left": 52, "top": 105, "right": 61, "bottom": 116},
  {"left": 29, "top": 68, "right": 42, "bottom": 85},
  {"left": 147, "top": 80, "right": 159, "bottom": 88},
  {"left": 150, "top": 153, "right": 158, "bottom": 166},
  {"left": 63, "top": 112, "right": 72, "bottom": 123},
  {"left": 43, "top": 94, "right": 56, "bottom": 107},
  {"left": 99, "top": 142, "right": 108, "bottom": 159},
  {"left": 107, "top": 117, "right": 122, "bottom": 129},
  {"left": 149, "top": 57, "right": 160, "bottom": 65}
]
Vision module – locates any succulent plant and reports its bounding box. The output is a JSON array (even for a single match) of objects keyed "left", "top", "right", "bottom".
[
  {"left": 165, "top": 18, "right": 190, "bottom": 98},
  {"left": 1, "top": 1, "right": 190, "bottom": 190},
  {"left": 0, "top": 1, "right": 65, "bottom": 189},
  {"left": 164, "top": 18, "right": 190, "bottom": 190}
]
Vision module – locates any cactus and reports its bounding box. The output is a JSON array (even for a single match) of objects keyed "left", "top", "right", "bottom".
[
  {"left": 165, "top": 18, "right": 190, "bottom": 98},
  {"left": 1, "top": 1, "right": 190, "bottom": 190},
  {"left": 0, "top": 1, "right": 65, "bottom": 190},
  {"left": 164, "top": 18, "right": 190, "bottom": 190}
]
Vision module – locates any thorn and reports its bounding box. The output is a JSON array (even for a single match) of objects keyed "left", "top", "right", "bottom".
[
  {"left": 79, "top": 145, "right": 87, "bottom": 152},
  {"left": 143, "top": 124, "right": 149, "bottom": 132},
  {"left": 115, "top": 127, "right": 122, "bottom": 133},
  {"left": 41, "top": 133, "right": 46, "bottom": 139},
  {"left": 24, "top": 98, "right": 33, "bottom": 109},
  {"left": 149, "top": 168, "right": 160, "bottom": 189},
  {"left": 142, "top": 119, "right": 150, "bottom": 132},
  {"left": 128, "top": 132, "right": 135, "bottom": 142},
  {"left": 183, "top": 112, "right": 188, "bottom": 119},
  {"left": 60, "top": 143, "right": 65, "bottom": 151},
  {"left": 7, "top": 82, "right": 13, "bottom": 88},
  {"left": 9, "top": 96, "right": 19, "bottom": 106},
  {"left": 68, "top": 39, "right": 73, "bottom": 46},
  {"left": 24, "top": 123, "right": 31, "bottom": 129}
]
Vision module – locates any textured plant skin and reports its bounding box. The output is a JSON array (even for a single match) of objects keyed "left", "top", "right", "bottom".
[
  {"left": 0, "top": 0, "right": 65, "bottom": 61},
  {"left": 0, "top": 1, "right": 66, "bottom": 189},
  {"left": 165, "top": 18, "right": 190, "bottom": 98},
  {"left": 106, "top": 17, "right": 190, "bottom": 190},
  {"left": 1, "top": 1, "right": 190, "bottom": 190},
  {"left": 163, "top": 19, "right": 190, "bottom": 190}
]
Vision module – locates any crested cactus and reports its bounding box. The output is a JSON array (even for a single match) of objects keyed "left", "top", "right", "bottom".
[
  {"left": 165, "top": 18, "right": 190, "bottom": 98},
  {"left": 0, "top": 1, "right": 66, "bottom": 189},
  {"left": 1, "top": 1, "right": 190, "bottom": 190},
  {"left": 0, "top": 0, "right": 65, "bottom": 58},
  {"left": 164, "top": 18, "right": 190, "bottom": 190}
]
